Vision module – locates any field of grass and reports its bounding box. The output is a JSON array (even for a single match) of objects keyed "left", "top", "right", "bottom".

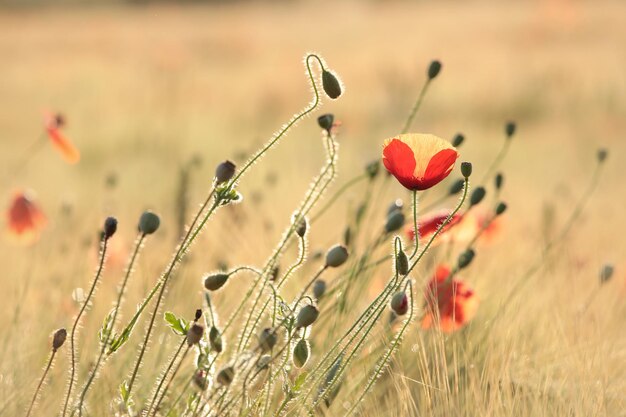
[{"left": 1, "top": 1, "right": 625, "bottom": 416}]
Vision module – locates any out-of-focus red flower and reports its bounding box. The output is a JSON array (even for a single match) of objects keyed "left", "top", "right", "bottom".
[
  {"left": 421, "top": 265, "right": 478, "bottom": 333},
  {"left": 44, "top": 112, "right": 80, "bottom": 164},
  {"left": 5, "top": 190, "right": 47, "bottom": 244},
  {"left": 475, "top": 211, "right": 501, "bottom": 243},
  {"left": 382, "top": 134, "right": 458, "bottom": 191},
  {"left": 407, "top": 209, "right": 463, "bottom": 243}
]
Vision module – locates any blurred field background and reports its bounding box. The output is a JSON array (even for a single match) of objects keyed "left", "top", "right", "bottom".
[{"left": 1, "top": 0, "right": 625, "bottom": 416}]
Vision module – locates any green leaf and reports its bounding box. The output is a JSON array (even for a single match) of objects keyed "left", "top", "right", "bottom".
[
  {"left": 294, "top": 371, "right": 308, "bottom": 393},
  {"left": 99, "top": 308, "right": 115, "bottom": 344},
  {"left": 164, "top": 311, "right": 189, "bottom": 336}
]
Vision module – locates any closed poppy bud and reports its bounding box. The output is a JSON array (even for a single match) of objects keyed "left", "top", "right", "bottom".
[
  {"left": 292, "top": 339, "right": 310, "bottom": 368},
  {"left": 138, "top": 211, "right": 160, "bottom": 235},
  {"left": 495, "top": 173, "right": 504, "bottom": 190},
  {"left": 505, "top": 121, "right": 516, "bottom": 138},
  {"left": 317, "top": 114, "right": 334, "bottom": 132},
  {"left": 452, "top": 133, "right": 465, "bottom": 147},
  {"left": 385, "top": 210, "right": 405, "bottom": 234},
  {"left": 313, "top": 279, "right": 326, "bottom": 299},
  {"left": 215, "top": 160, "right": 236, "bottom": 184},
  {"left": 427, "top": 60, "right": 442, "bottom": 80},
  {"left": 396, "top": 250, "right": 409, "bottom": 276},
  {"left": 469, "top": 187, "right": 486, "bottom": 207},
  {"left": 186, "top": 323, "right": 204, "bottom": 346},
  {"left": 387, "top": 199, "right": 404, "bottom": 216},
  {"left": 258, "top": 328, "right": 277, "bottom": 352},
  {"left": 296, "top": 305, "right": 319, "bottom": 328},
  {"left": 325, "top": 245, "right": 349, "bottom": 268},
  {"left": 104, "top": 217, "right": 117, "bottom": 240},
  {"left": 495, "top": 202, "right": 507, "bottom": 216},
  {"left": 597, "top": 148, "right": 608, "bottom": 163},
  {"left": 209, "top": 326, "right": 223, "bottom": 353},
  {"left": 294, "top": 216, "right": 307, "bottom": 238},
  {"left": 448, "top": 178, "right": 465, "bottom": 195},
  {"left": 365, "top": 160, "right": 380, "bottom": 179},
  {"left": 193, "top": 370, "right": 208, "bottom": 391},
  {"left": 52, "top": 328, "right": 67, "bottom": 351},
  {"left": 390, "top": 291, "right": 409, "bottom": 316},
  {"left": 460, "top": 162, "right": 472, "bottom": 179},
  {"left": 204, "top": 273, "right": 229, "bottom": 291},
  {"left": 194, "top": 309, "right": 202, "bottom": 322},
  {"left": 600, "top": 264, "right": 614, "bottom": 284},
  {"left": 258, "top": 354, "right": 272, "bottom": 370},
  {"left": 216, "top": 366, "right": 235, "bottom": 386},
  {"left": 269, "top": 265, "right": 280, "bottom": 282},
  {"left": 322, "top": 70, "right": 342, "bottom": 99},
  {"left": 457, "top": 249, "right": 475, "bottom": 270}
]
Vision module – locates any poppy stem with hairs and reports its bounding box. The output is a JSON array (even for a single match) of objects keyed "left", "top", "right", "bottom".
[
  {"left": 410, "top": 190, "right": 419, "bottom": 259},
  {"left": 401, "top": 78, "right": 432, "bottom": 135},
  {"left": 25, "top": 349, "right": 57, "bottom": 417}
]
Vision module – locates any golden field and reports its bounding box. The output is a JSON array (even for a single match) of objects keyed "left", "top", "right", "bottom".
[{"left": 0, "top": 1, "right": 625, "bottom": 416}]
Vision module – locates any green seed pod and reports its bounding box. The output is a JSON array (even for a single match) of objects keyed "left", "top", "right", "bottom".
[
  {"left": 460, "top": 162, "right": 472, "bottom": 179},
  {"left": 104, "top": 217, "right": 118, "bottom": 240},
  {"left": 204, "top": 273, "right": 229, "bottom": 291},
  {"left": 216, "top": 366, "right": 235, "bottom": 386},
  {"left": 193, "top": 370, "right": 208, "bottom": 391},
  {"left": 395, "top": 250, "right": 409, "bottom": 276},
  {"left": 296, "top": 305, "right": 319, "bottom": 328},
  {"left": 52, "top": 328, "right": 67, "bottom": 351},
  {"left": 448, "top": 178, "right": 465, "bottom": 195},
  {"left": 209, "top": 326, "right": 223, "bottom": 353},
  {"left": 495, "top": 173, "right": 504, "bottom": 190},
  {"left": 258, "top": 328, "right": 278, "bottom": 352},
  {"left": 452, "top": 133, "right": 465, "bottom": 147},
  {"left": 597, "top": 148, "right": 608, "bottom": 163},
  {"left": 322, "top": 70, "right": 342, "bottom": 99},
  {"left": 365, "top": 160, "right": 380, "bottom": 180},
  {"left": 138, "top": 211, "right": 160, "bottom": 235},
  {"left": 495, "top": 202, "right": 507, "bottom": 216},
  {"left": 317, "top": 114, "right": 334, "bottom": 132},
  {"left": 427, "top": 60, "right": 442, "bottom": 80},
  {"left": 215, "top": 160, "right": 236, "bottom": 184},
  {"left": 313, "top": 279, "right": 326, "bottom": 299},
  {"left": 186, "top": 323, "right": 204, "bottom": 346},
  {"left": 325, "top": 245, "right": 349, "bottom": 268},
  {"left": 470, "top": 187, "right": 486, "bottom": 207},
  {"left": 600, "top": 264, "right": 614, "bottom": 284},
  {"left": 457, "top": 249, "right": 475, "bottom": 270},
  {"left": 505, "top": 121, "right": 516, "bottom": 138},
  {"left": 292, "top": 338, "right": 310, "bottom": 368},
  {"left": 385, "top": 210, "right": 405, "bottom": 234},
  {"left": 390, "top": 291, "right": 408, "bottom": 316}
]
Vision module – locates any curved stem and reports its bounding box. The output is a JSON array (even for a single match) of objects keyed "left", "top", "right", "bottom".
[
  {"left": 25, "top": 349, "right": 56, "bottom": 417},
  {"left": 401, "top": 79, "right": 431, "bottom": 134}
]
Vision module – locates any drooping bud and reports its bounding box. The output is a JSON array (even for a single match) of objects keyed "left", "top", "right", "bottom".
[
  {"left": 317, "top": 113, "right": 334, "bottom": 132},
  {"left": 597, "top": 148, "right": 608, "bottom": 163},
  {"left": 258, "top": 328, "right": 278, "bottom": 352},
  {"left": 457, "top": 249, "right": 475, "bottom": 270},
  {"left": 600, "top": 264, "right": 614, "bottom": 284},
  {"left": 325, "top": 245, "right": 349, "bottom": 268},
  {"left": 215, "top": 160, "right": 236, "bottom": 184},
  {"left": 452, "top": 133, "right": 465, "bottom": 148},
  {"left": 295, "top": 305, "right": 319, "bottom": 328},
  {"left": 52, "top": 328, "right": 67, "bottom": 351},
  {"left": 390, "top": 292, "right": 409, "bottom": 316},
  {"left": 505, "top": 121, "right": 516, "bottom": 139},
  {"left": 194, "top": 309, "right": 202, "bottom": 322},
  {"left": 460, "top": 162, "right": 472, "bottom": 179},
  {"left": 427, "top": 60, "right": 442, "bottom": 80},
  {"left": 104, "top": 217, "right": 118, "bottom": 240},
  {"left": 495, "top": 202, "right": 507, "bottom": 216},
  {"left": 186, "top": 323, "right": 204, "bottom": 346},
  {"left": 322, "top": 70, "right": 342, "bottom": 99},
  {"left": 395, "top": 249, "right": 409, "bottom": 276},
  {"left": 470, "top": 187, "right": 486, "bottom": 207},
  {"left": 204, "top": 273, "right": 229, "bottom": 291},
  {"left": 365, "top": 160, "right": 380, "bottom": 180},
  {"left": 216, "top": 366, "right": 235, "bottom": 386},
  {"left": 495, "top": 172, "right": 504, "bottom": 190},
  {"left": 312, "top": 279, "right": 326, "bottom": 299},
  {"left": 209, "top": 326, "right": 223, "bottom": 353},
  {"left": 292, "top": 339, "right": 310, "bottom": 368},
  {"left": 293, "top": 216, "right": 307, "bottom": 238},
  {"left": 385, "top": 210, "right": 405, "bottom": 234},
  {"left": 138, "top": 211, "right": 160, "bottom": 235},
  {"left": 448, "top": 178, "right": 465, "bottom": 195}
]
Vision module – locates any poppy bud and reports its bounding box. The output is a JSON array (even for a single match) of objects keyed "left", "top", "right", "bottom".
[
  {"left": 597, "top": 148, "right": 608, "bottom": 163},
  {"left": 292, "top": 339, "right": 310, "bottom": 368},
  {"left": 452, "top": 133, "right": 465, "bottom": 148},
  {"left": 258, "top": 354, "right": 272, "bottom": 370},
  {"left": 313, "top": 279, "right": 326, "bottom": 299},
  {"left": 505, "top": 121, "right": 516, "bottom": 139},
  {"left": 385, "top": 210, "right": 405, "bottom": 234},
  {"left": 194, "top": 309, "right": 202, "bottom": 322},
  {"left": 294, "top": 216, "right": 307, "bottom": 238},
  {"left": 325, "top": 245, "right": 349, "bottom": 268},
  {"left": 104, "top": 217, "right": 118, "bottom": 240},
  {"left": 317, "top": 114, "right": 334, "bottom": 132},
  {"left": 54, "top": 113, "right": 66, "bottom": 128},
  {"left": 216, "top": 366, "right": 235, "bottom": 386},
  {"left": 215, "top": 160, "right": 236, "bottom": 184},
  {"left": 258, "top": 328, "right": 277, "bottom": 352},
  {"left": 209, "top": 326, "right": 223, "bottom": 353},
  {"left": 296, "top": 305, "right": 319, "bottom": 328},
  {"left": 365, "top": 160, "right": 380, "bottom": 179},
  {"left": 495, "top": 173, "right": 504, "bottom": 190},
  {"left": 269, "top": 265, "right": 280, "bottom": 282},
  {"left": 458, "top": 248, "right": 475, "bottom": 270},
  {"left": 396, "top": 250, "right": 409, "bottom": 276},
  {"left": 186, "top": 323, "right": 204, "bottom": 346},
  {"left": 390, "top": 291, "right": 408, "bottom": 316},
  {"left": 52, "top": 328, "right": 67, "bottom": 351},
  {"left": 600, "top": 264, "right": 614, "bottom": 284},
  {"left": 204, "top": 273, "right": 229, "bottom": 291},
  {"left": 495, "top": 202, "right": 507, "bottom": 216},
  {"left": 427, "top": 60, "right": 442, "bottom": 80},
  {"left": 387, "top": 199, "right": 404, "bottom": 216},
  {"left": 460, "top": 162, "right": 472, "bottom": 179},
  {"left": 138, "top": 211, "right": 160, "bottom": 235},
  {"left": 470, "top": 187, "right": 486, "bottom": 207},
  {"left": 322, "top": 70, "right": 342, "bottom": 99},
  {"left": 448, "top": 178, "right": 465, "bottom": 195},
  {"left": 193, "top": 370, "right": 208, "bottom": 391}
]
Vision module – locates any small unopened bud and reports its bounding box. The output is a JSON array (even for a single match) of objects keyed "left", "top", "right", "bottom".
[
  {"left": 427, "top": 60, "right": 442, "bottom": 80},
  {"left": 470, "top": 187, "right": 486, "bottom": 207},
  {"left": 296, "top": 305, "right": 319, "bottom": 328},
  {"left": 138, "top": 211, "right": 160, "bottom": 235},
  {"left": 495, "top": 173, "right": 504, "bottom": 190},
  {"left": 457, "top": 249, "right": 475, "bottom": 270},
  {"left": 313, "top": 279, "right": 326, "bottom": 299},
  {"left": 600, "top": 264, "right": 614, "bottom": 284},
  {"left": 505, "top": 121, "right": 516, "bottom": 138},
  {"left": 322, "top": 70, "right": 342, "bottom": 99},
  {"left": 186, "top": 323, "right": 204, "bottom": 346},
  {"left": 597, "top": 148, "right": 608, "bottom": 163},
  {"left": 452, "top": 133, "right": 465, "bottom": 148},
  {"left": 193, "top": 370, "right": 208, "bottom": 391},
  {"left": 390, "top": 291, "right": 408, "bottom": 316},
  {"left": 209, "top": 326, "right": 223, "bottom": 353},
  {"left": 325, "top": 245, "right": 349, "bottom": 268},
  {"left": 216, "top": 366, "right": 235, "bottom": 386},
  {"left": 395, "top": 250, "right": 409, "bottom": 276},
  {"left": 215, "top": 160, "right": 236, "bottom": 184},
  {"left": 52, "top": 328, "right": 67, "bottom": 351},
  {"left": 365, "top": 160, "right": 380, "bottom": 180},
  {"left": 387, "top": 199, "right": 403, "bottom": 216},
  {"left": 258, "top": 328, "right": 277, "bottom": 352},
  {"left": 54, "top": 113, "right": 66, "bottom": 128},
  {"left": 292, "top": 339, "right": 310, "bottom": 368},
  {"left": 385, "top": 210, "right": 405, "bottom": 234},
  {"left": 269, "top": 265, "right": 280, "bottom": 282},
  {"left": 104, "top": 217, "right": 118, "bottom": 240},
  {"left": 449, "top": 178, "right": 465, "bottom": 195},
  {"left": 204, "top": 273, "right": 229, "bottom": 291},
  {"left": 258, "top": 354, "right": 272, "bottom": 370},
  {"left": 317, "top": 114, "right": 334, "bottom": 132},
  {"left": 460, "top": 162, "right": 472, "bottom": 178},
  {"left": 194, "top": 309, "right": 202, "bottom": 322},
  {"left": 495, "top": 202, "right": 507, "bottom": 216},
  {"left": 293, "top": 216, "right": 307, "bottom": 238}
]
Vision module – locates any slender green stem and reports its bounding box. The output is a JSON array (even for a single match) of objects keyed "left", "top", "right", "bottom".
[
  {"left": 25, "top": 349, "right": 56, "bottom": 417},
  {"left": 146, "top": 337, "right": 187, "bottom": 415},
  {"left": 310, "top": 173, "right": 367, "bottom": 224},
  {"left": 479, "top": 139, "right": 511, "bottom": 185},
  {"left": 410, "top": 190, "right": 419, "bottom": 259},
  {"left": 401, "top": 79, "right": 431, "bottom": 134},
  {"left": 152, "top": 345, "right": 192, "bottom": 416}
]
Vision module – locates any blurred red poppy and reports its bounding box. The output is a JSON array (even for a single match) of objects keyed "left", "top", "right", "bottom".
[
  {"left": 421, "top": 265, "right": 478, "bottom": 332},
  {"left": 6, "top": 190, "right": 47, "bottom": 244},
  {"left": 44, "top": 112, "right": 80, "bottom": 164},
  {"left": 383, "top": 134, "right": 458, "bottom": 191},
  {"left": 407, "top": 209, "right": 464, "bottom": 243}
]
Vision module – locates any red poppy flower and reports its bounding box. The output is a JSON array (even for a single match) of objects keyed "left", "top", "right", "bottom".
[
  {"left": 475, "top": 211, "right": 501, "bottom": 243},
  {"left": 406, "top": 209, "right": 464, "bottom": 243},
  {"left": 5, "top": 190, "right": 47, "bottom": 244},
  {"left": 421, "top": 265, "right": 478, "bottom": 333},
  {"left": 44, "top": 112, "right": 80, "bottom": 164},
  {"left": 382, "top": 134, "right": 458, "bottom": 191}
]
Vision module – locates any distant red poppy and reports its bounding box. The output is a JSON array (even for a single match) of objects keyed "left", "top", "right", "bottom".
[
  {"left": 421, "top": 265, "right": 478, "bottom": 332},
  {"left": 407, "top": 209, "right": 464, "bottom": 243},
  {"left": 383, "top": 134, "right": 458, "bottom": 191},
  {"left": 6, "top": 190, "right": 47, "bottom": 244},
  {"left": 475, "top": 211, "right": 501, "bottom": 243},
  {"left": 44, "top": 112, "right": 80, "bottom": 164}
]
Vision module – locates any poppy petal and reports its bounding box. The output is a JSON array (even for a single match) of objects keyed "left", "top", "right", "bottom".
[
  {"left": 383, "top": 139, "right": 417, "bottom": 189},
  {"left": 422, "top": 148, "right": 458, "bottom": 188},
  {"left": 47, "top": 128, "right": 80, "bottom": 164}
]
